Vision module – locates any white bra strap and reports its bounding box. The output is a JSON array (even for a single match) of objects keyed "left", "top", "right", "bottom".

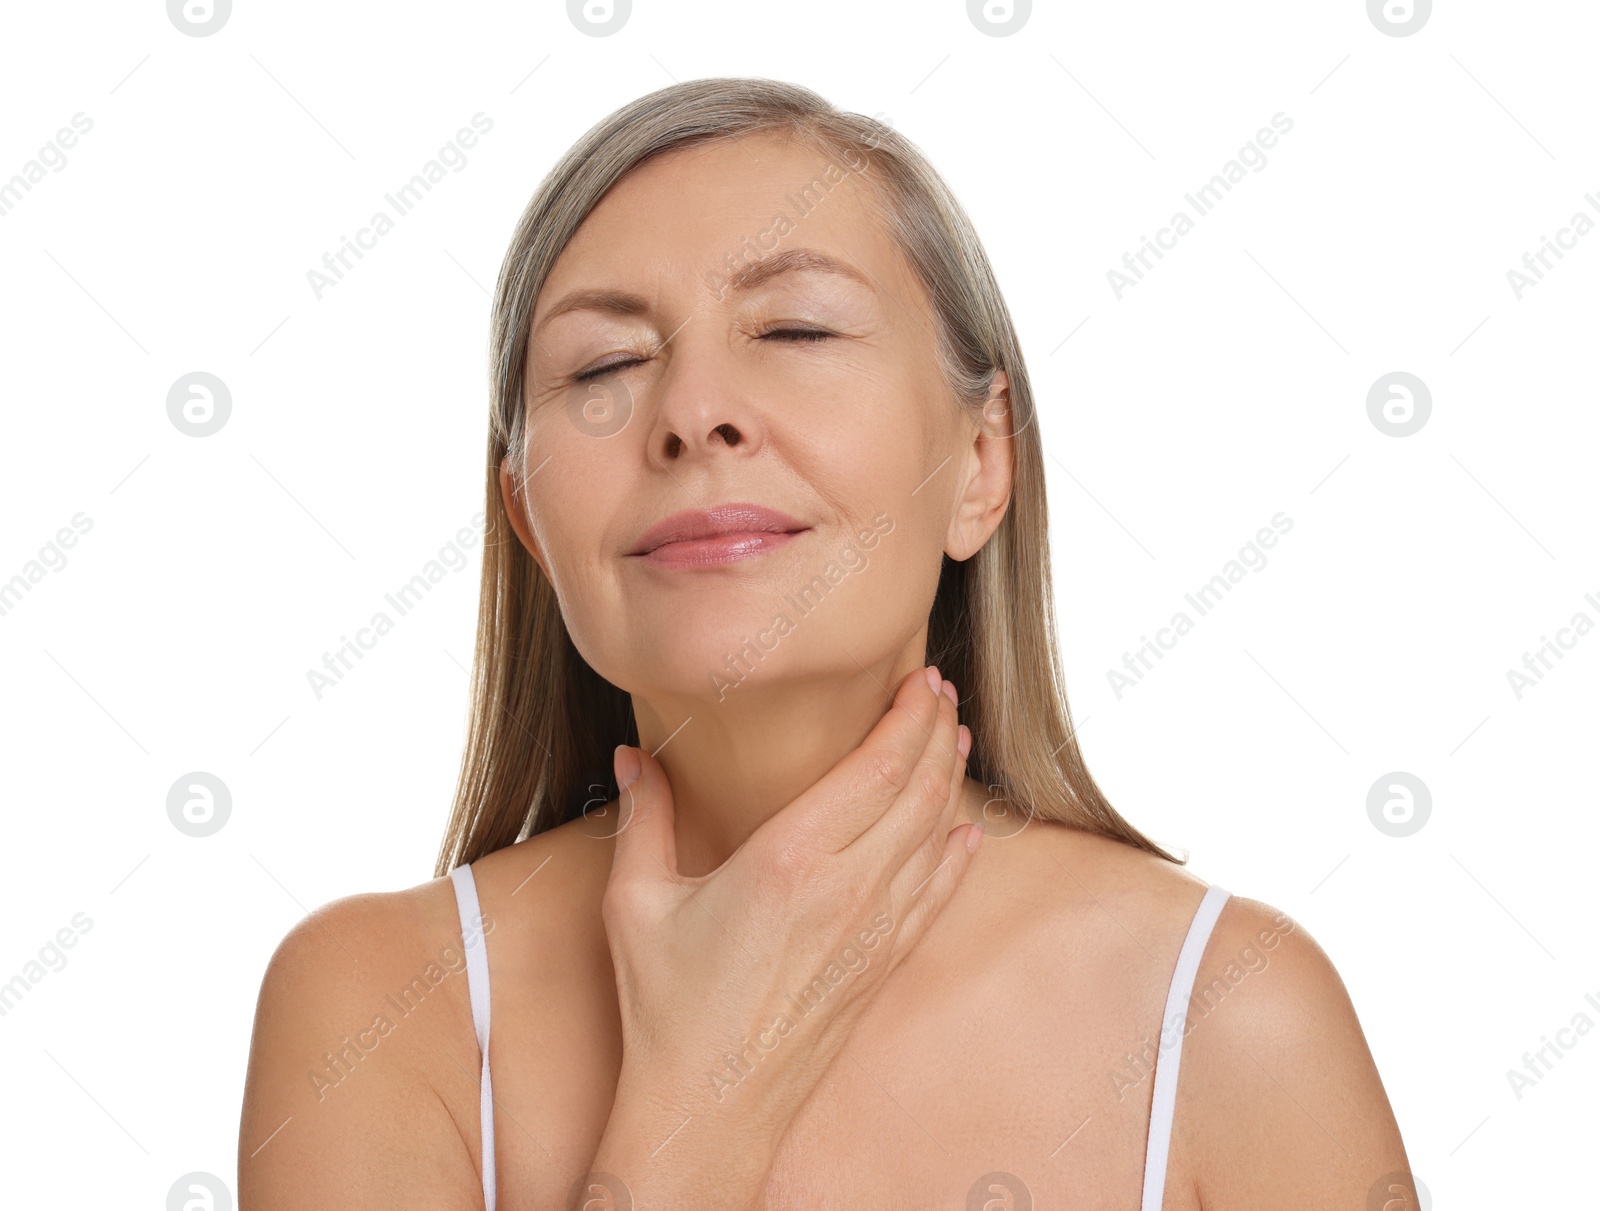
[
  {"left": 1139, "top": 883, "right": 1231, "bottom": 1211},
  {"left": 450, "top": 862, "right": 497, "bottom": 1211}
]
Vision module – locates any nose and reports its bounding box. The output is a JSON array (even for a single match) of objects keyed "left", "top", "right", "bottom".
[
  {"left": 657, "top": 420, "right": 743, "bottom": 461},
  {"left": 645, "top": 335, "right": 762, "bottom": 464}
]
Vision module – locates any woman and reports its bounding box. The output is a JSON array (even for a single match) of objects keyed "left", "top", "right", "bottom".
[{"left": 239, "top": 78, "right": 1414, "bottom": 1209}]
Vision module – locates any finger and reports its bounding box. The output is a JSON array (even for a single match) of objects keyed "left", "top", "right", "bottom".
[
  {"left": 606, "top": 744, "right": 679, "bottom": 892},
  {"left": 765, "top": 664, "right": 949, "bottom": 855},
  {"left": 846, "top": 676, "right": 962, "bottom": 874},
  {"left": 938, "top": 720, "right": 973, "bottom": 839},
  {"left": 884, "top": 819, "right": 983, "bottom": 956},
  {"left": 882, "top": 716, "right": 971, "bottom": 908}
]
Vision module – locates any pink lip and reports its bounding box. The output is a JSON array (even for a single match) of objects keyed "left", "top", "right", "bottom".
[{"left": 628, "top": 503, "right": 810, "bottom": 568}]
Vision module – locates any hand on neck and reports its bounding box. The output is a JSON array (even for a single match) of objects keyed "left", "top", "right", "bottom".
[{"left": 628, "top": 638, "right": 934, "bottom": 877}]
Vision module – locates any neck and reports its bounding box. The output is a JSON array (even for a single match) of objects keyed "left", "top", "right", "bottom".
[{"left": 629, "top": 637, "right": 931, "bottom": 876}]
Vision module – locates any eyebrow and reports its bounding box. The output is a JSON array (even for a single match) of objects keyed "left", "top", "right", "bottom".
[
  {"left": 532, "top": 247, "right": 873, "bottom": 335},
  {"left": 725, "top": 246, "right": 873, "bottom": 293}
]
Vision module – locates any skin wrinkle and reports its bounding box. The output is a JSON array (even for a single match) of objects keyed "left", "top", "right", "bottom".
[{"left": 501, "top": 131, "right": 1010, "bottom": 878}]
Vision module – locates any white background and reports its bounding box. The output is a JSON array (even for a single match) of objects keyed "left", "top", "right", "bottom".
[{"left": 1, "top": 0, "right": 1594, "bottom": 1206}]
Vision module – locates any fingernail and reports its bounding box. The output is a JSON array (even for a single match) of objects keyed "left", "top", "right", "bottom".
[
  {"left": 924, "top": 665, "right": 942, "bottom": 693},
  {"left": 941, "top": 679, "right": 957, "bottom": 705},
  {"left": 965, "top": 822, "right": 984, "bottom": 854},
  {"left": 614, "top": 744, "right": 641, "bottom": 788},
  {"left": 957, "top": 723, "right": 971, "bottom": 759}
]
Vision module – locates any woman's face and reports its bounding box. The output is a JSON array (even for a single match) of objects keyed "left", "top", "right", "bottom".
[{"left": 504, "top": 130, "right": 1010, "bottom": 704}]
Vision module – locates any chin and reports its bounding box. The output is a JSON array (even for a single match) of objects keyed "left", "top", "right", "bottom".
[{"left": 596, "top": 615, "right": 804, "bottom": 704}]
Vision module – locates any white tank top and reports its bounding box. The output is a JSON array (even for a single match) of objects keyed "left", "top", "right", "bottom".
[{"left": 449, "top": 862, "right": 1231, "bottom": 1211}]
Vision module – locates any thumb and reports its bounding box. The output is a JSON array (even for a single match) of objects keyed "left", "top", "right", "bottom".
[{"left": 608, "top": 743, "right": 678, "bottom": 886}]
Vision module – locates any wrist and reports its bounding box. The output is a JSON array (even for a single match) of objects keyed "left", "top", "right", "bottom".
[{"left": 593, "top": 1075, "right": 778, "bottom": 1207}]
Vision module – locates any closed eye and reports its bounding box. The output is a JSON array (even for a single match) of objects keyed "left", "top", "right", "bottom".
[
  {"left": 761, "top": 327, "right": 834, "bottom": 342},
  {"left": 572, "top": 357, "right": 642, "bottom": 384},
  {"left": 571, "top": 329, "right": 834, "bottom": 383}
]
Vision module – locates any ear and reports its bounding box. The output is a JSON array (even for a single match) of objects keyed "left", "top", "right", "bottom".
[
  {"left": 945, "top": 370, "right": 1015, "bottom": 562},
  {"left": 498, "top": 454, "right": 550, "bottom": 579}
]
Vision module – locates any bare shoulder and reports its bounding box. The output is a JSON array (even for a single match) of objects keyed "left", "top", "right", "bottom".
[
  {"left": 464, "top": 812, "right": 617, "bottom": 1004},
  {"left": 986, "top": 814, "right": 1419, "bottom": 1207},
  {"left": 945, "top": 814, "right": 1414, "bottom": 1206},
  {"left": 1171, "top": 891, "right": 1416, "bottom": 1208},
  {"left": 237, "top": 874, "right": 487, "bottom": 1209},
  {"left": 238, "top": 819, "right": 617, "bottom": 1208},
  {"left": 959, "top": 811, "right": 1214, "bottom": 960},
  {"left": 1190, "top": 892, "right": 1350, "bottom": 1028},
  {"left": 472, "top": 812, "right": 623, "bottom": 923}
]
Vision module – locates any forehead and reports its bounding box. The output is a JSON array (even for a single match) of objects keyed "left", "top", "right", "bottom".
[{"left": 536, "top": 130, "right": 904, "bottom": 307}]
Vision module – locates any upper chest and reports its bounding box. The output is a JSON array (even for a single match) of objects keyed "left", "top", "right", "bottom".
[{"left": 474, "top": 918, "right": 1196, "bottom": 1210}]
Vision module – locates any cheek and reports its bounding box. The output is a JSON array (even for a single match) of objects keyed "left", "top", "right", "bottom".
[
  {"left": 526, "top": 483, "right": 626, "bottom": 681},
  {"left": 523, "top": 437, "right": 622, "bottom": 592},
  {"left": 792, "top": 391, "right": 953, "bottom": 538},
  {"left": 788, "top": 362, "right": 931, "bottom": 471},
  {"left": 796, "top": 448, "right": 950, "bottom": 622}
]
